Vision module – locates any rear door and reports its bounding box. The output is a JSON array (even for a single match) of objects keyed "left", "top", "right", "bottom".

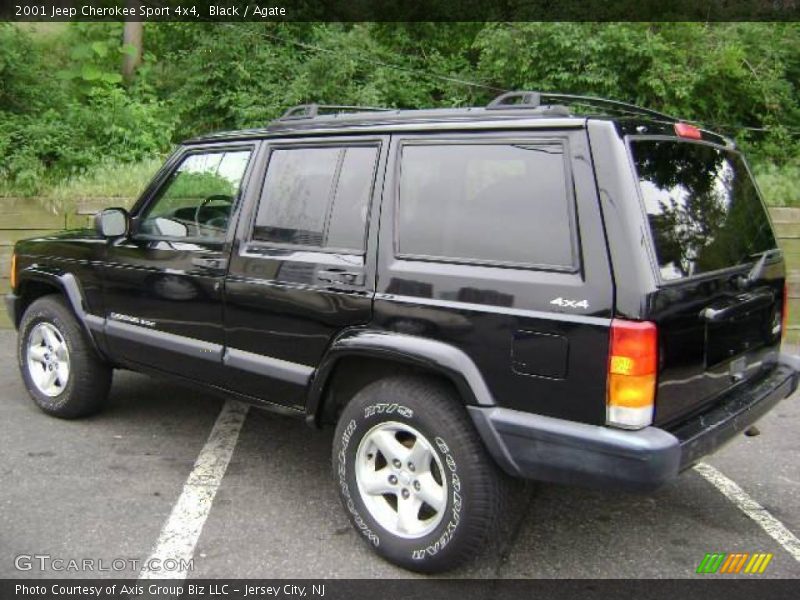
[
  {"left": 223, "top": 136, "right": 387, "bottom": 409},
  {"left": 628, "top": 137, "right": 784, "bottom": 426},
  {"left": 375, "top": 129, "right": 615, "bottom": 424}
]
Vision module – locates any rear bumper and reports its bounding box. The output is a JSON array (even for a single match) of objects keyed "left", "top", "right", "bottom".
[
  {"left": 4, "top": 293, "right": 19, "bottom": 329},
  {"left": 469, "top": 356, "right": 799, "bottom": 492}
]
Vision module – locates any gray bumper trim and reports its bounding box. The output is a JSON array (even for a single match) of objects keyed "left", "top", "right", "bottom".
[
  {"left": 469, "top": 357, "right": 798, "bottom": 492},
  {"left": 468, "top": 406, "right": 680, "bottom": 491}
]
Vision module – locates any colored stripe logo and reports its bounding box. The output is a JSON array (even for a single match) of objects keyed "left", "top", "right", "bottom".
[{"left": 696, "top": 552, "right": 773, "bottom": 574}]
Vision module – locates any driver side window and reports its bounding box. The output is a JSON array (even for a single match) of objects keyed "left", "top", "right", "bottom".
[{"left": 138, "top": 149, "right": 252, "bottom": 241}]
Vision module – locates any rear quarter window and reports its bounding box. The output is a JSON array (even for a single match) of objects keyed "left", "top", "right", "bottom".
[{"left": 397, "top": 142, "right": 575, "bottom": 269}]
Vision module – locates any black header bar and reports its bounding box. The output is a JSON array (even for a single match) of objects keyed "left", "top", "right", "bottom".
[
  {"left": 1, "top": 0, "right": 799, "bottom": 22},
  {"left": 2, "top": 579, "right": 800, "bottom": 600}
]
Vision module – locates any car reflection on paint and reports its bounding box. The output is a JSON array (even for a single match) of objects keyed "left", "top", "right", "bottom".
[{"left": 148, "top": 272, "right": 202, "bottom": 301}]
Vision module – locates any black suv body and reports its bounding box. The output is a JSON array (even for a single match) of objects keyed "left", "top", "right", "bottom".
[{"left": 6, "top": 93, "right": 798, "bottom": 572}]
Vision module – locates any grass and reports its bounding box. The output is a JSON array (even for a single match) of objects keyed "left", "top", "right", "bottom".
[
  {"left": 753, "top": 162, "right": 800, "bottom": 208},
  {"left": 0, "top": 158, "right": 164, "bottom": 210},
  {"left": 45, "top": 158, "right": 163, "bottom": 204}
]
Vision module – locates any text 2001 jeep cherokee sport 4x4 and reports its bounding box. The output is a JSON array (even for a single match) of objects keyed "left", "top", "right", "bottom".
[{"left": 6, "top": 92, "right": 799, "bottom": 572}]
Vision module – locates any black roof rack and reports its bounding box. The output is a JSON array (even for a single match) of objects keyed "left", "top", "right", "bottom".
[
  {"left": 279, "top": 103, "right": 392, "bottom": 121},
  {"left": 487, "top": 90, "right": 681, "bottom": 122}
]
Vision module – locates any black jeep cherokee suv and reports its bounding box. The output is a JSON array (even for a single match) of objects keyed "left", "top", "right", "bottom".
[{"left": 6, "top": 91, "right": 799, "bottom": 572}]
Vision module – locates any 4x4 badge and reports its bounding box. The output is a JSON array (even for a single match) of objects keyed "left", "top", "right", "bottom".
[{"left": 550, "top": 297, "right": 590, "bottom": 309}]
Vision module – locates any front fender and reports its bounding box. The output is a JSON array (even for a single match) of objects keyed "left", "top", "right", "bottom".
[
  {"left": 16, "top": 267, "right": 104, "bottom": 353},
  {"left": 306, "top": 329, "right": 496, "bottom": 426}
]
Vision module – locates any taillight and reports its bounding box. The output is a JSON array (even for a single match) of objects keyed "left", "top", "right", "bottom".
[
  {"left": 9, "top": 253, "right": 16, "bottom": 291},
  {"left": 675, "top": 122, "right": 702, "bottom": 140},
  {"left": 607, "top": 319, "right": 658, "bottom": 429}
]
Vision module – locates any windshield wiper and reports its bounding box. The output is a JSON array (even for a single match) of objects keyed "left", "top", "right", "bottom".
[{"left": 740, "top": 249, "right": 782, "bottom": 287}]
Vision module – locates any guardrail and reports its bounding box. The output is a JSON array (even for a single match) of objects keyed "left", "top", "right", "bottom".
[
  {"left": 0, "top": 197, "right": 133, "bottom": 327},
  {"left": 767, "top": 208, "right": 800, "bottom": 340}
]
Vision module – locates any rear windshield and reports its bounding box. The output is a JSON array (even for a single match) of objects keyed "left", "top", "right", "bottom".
[{"left": 630, "top": 140, "right": 777, "bottom": 281}]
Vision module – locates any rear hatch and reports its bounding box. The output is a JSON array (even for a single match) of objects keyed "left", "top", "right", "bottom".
[{"left": 629, "top": 137, "right": 785, "bottom": 426}]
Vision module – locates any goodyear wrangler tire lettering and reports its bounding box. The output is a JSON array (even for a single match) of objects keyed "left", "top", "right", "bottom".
[
  {"left": 336, "top": 418, "right": 381, "bottom": 547},
  {"left": 411, "top": 435, "right": 461, "bottom": 560},
  {"left": 332, "top": 375, "right": 508, "bottom": 573},
  {"left": 364, "top": 402, "right": 414, "bottom": 419}
]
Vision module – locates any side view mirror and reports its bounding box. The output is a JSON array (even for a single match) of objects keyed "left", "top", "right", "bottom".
[{"left": 95, "top": 208, "right": 129, "bottom": 238}]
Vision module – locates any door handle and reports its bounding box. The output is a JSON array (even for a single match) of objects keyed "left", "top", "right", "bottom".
[
  {"left": 699, "top": 290, "right": 774, "bottom": 323},
  {"left": 317, "top": 268, "right": 364, "bottom": 286},
  {"left": 192, "top": 256, "right": 228, "bottom": 270}
]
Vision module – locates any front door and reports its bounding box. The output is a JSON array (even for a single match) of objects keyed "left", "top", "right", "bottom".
[
  {"left": 223, "top": 136, "right": 386, "bottom": 409},
  {"left": 101, "top": 144, "right": 256, "bottom": 383}
]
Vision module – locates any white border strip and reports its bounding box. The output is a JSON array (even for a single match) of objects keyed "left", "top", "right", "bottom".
[
  {"left": 140, "top": 400, "right": 250, "bottom": 579},
  {"left": 694, "top": 462, "right": 800, "bottom": 562}
]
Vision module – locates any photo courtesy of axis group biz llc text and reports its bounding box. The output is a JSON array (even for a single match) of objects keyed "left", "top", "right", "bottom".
[
  {"left": 0, "top": 1, "right": 799, "bottom": 599},
  {"left": 16, "top": 583, "right": 325, "bottom": 596}
]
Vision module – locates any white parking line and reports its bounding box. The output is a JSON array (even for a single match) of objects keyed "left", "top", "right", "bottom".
[
  {"left": 694, "top": 462, "right": 800, "bottom": 562},
  {"left": 140, "top": 400, "right": 250, "bottom": 579}
]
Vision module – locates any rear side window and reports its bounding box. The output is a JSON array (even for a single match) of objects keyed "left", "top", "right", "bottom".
[
  {"left": 397, "top": 142, "right": 574, "bottom": 268},
  {"left": 253, "top": 145, "right": 379, "bottom": 251},
  {"left": 631, "top": 140, "right": 777, "bottom": 281}
]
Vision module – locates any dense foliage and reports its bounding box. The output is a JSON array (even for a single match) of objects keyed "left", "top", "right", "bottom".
[{"left": 1, "top": 22, "right": 798, "bottom": 199}]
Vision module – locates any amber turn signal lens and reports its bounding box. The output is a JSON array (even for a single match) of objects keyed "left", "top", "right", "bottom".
[
  {"left": 608, "top": 373, "right": 657, "bottom": 408},
  {"left": 9, "top": 253, "right": 16, "bottom": 291}
]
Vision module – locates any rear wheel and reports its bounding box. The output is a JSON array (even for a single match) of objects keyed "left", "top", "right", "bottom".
[
  {"left": 332, "top": 375, "right": 510, "bottom": 573},
  {"left": 18, "top": 295, "right": 112, "bottom": 418}
]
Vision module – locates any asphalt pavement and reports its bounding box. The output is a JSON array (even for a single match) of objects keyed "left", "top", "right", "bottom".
[{"left": 0, "top": 329, "right": 798, "bottom": 579}]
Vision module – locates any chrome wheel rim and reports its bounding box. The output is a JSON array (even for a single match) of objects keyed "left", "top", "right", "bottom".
[
  {"left": 26, "top": 322, "right": 70, "bottom": 397},
  {"left": 355, "top": 421, "right": 448, "bottom": 539}
]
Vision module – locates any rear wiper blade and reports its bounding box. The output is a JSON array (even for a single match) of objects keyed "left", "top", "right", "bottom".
[{"left": 744, "top": 249, "right": 782, "bottom": 286}]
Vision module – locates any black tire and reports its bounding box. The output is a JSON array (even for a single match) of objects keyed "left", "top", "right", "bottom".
[
  {"left": 332, "top": 375, "right": 510, "bottom": 573},
  {"left": 17, "top": 295, "right": 112, "bottom": 419}
]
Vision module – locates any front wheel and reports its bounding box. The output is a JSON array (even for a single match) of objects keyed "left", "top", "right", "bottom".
[
  {"left": 18, "top": 295, "right": 112, "bottom": 418},
  {"left": 332, "top": 375, "right": 510, "bottom": 573}
]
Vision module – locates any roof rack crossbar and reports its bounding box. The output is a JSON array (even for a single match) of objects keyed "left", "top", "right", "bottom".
[
  {"left": 486, "top": 91, "right": 542, "bottom": 110},
  {"left": 486, "top": 90, "right": 680, "bottom": 122},
  {"left": 279, "top": 103, "right": 392, "bottom": 121}
]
